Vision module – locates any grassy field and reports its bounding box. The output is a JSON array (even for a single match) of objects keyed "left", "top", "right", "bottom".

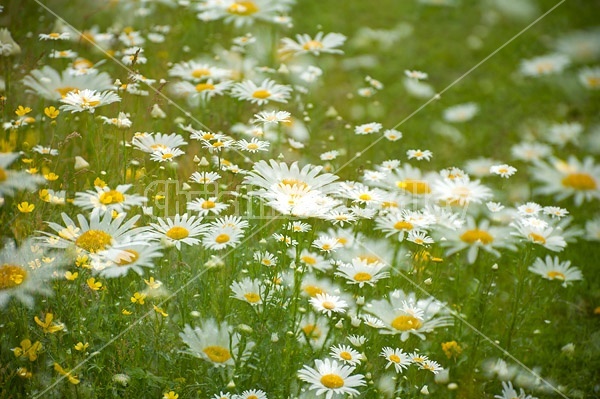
[{"left": 1, "top": 0, "right": 599, "bottom": 398}]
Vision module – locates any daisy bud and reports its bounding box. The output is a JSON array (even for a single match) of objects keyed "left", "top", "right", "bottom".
[
  {"left": 181, "top": 183, "right": 191, "bottom": 191},
  {"left": 226, "top": 380, "right": 235, "bottom": 389},
  {"left": 335, "top": 320, "right": 343, "bottom": 329},
  {"left": 434, "top": 368, "right": 450, "bottom": 384},
  {"left": 351, "top": 317, "right": 361, "bottom": 327},
  {"left": 237, "top": 324, "right": 253, "bottom": 334},
  {"left": 150, "top": 104, "right": 166, "bottom": 119},
  {"left": 448, "top": 383, "right": 458, "bottom": 390},
  {"left": 561, "top": 343, "right": 575, "bottom": 355},
  {"left": 74, "top": 156, "right": 89, "bottom": 170},
  {"left": 198, "top": 157, "right": 209, "bottom": 166},
  {"left": 356, "top": 296, "right": 365, "bottom": 305},
  {"left": 420, "top": 385, "right": 429, "bottom": 395},
  {"left": 271, "top": 333, "right": 279, "bottom": 342},
  {"left": 424, "top": 278, "right": 432, "bottom": 285}
]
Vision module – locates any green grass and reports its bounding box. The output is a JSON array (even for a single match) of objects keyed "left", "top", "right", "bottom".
[{"left": 1, "top": 0, "right": 599, "bottom": 398}]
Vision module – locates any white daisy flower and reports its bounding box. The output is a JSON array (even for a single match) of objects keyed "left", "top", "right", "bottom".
[
  {"left": 490, "top": 164, "right": 517, "bottom": 178},
  {"left": 530, "top": 156, "right": 600, "bottom": 206},
  {"left": 432, "top": 175, "right": 493, "bottom": 207},
  {"left": 132, "top": 132, "right": 187, "bottom": 153},
  {"left": 32, "top": 145, "right": 59, "bottom": 156},
  {"left": 202, "top": 225, "right": 244, "bottom": 251},
  {"left": 236, "top": 138, "right": 270, "bottom": 153},
  {"left": 354, "top": 122, "right": 382, "bottom": 135},
  {"left": 149, "top": 147, "right": 185, "bottom": 163},
  {"left": 440, "top": 217, "right": 516, "bottom": 264},
  {"left": 520, "top": 53, "right": 570, "bottom": 77},
  {"left": 510, "top": 219, "right": 567, "bottom": 252},
  {"left": 180, "top": 318, "right": 253, "bottom": 368},
  {"left": 312, "top": 236, "right": 342, "bottom": 253},
  {"left": 329, "top": 344, "right": 363, "bottom": 366},
  {"left": 381, "top": 347, "right": 412, "bottom": 373},
  {"left": 578, "top": 66, "right": 600, "bottom": 90},
  {"left": 298, "top": 358, "right": 366, "bottom": 399},
  {"left": 187, "top": 197, "right": 229, "bottom": 217},
  {"left": 95, "top": 242, "right": 162, "bottom": 278},
  {"left": 148, "top": 214, "right": 206, "bottom": 249},
  {"left": 279, "top": 32, "right": 346, "bottom": 56},
  {"left": 404, "top": 70, "right": 428, "bottom": 80},
  {"left": 494, "top": 381, "right": 538, "bottom": 399},
  {"left": 59, "top": 88, "right": 120, "bottom": 113},
  {"left": 407, "top": 149, "right": 433, "bottom": 161},
  {"left": 41, "top": 212, "right": 147, "bottom": 255},
  {"left": 443, "top": 102, "right": 478, "bottom": 122},
  {"left": 73, "top": 184, "right": 147, "bottom": 216},
  {"left": 253, "top": 110, "right": 291, "bottom": 125},
  {"left": 189, "top": 171, "right": 221, "bottom": 185},
  {"left": 309, "top": 293, "right": 348, "bottom": 316},
  {"left": 0, "top": 239, "right": 64, "bottom": 309},
  {"left": 231, "top": 277, "right": 267, "bottom": 306},
  {"left": 364, "top": 289, "right": 453, "bottom": 341},
  {"left": 230, "top": 78, "right": 292, "bottom": 105},
  {"left": 335, "top": 257, "right": 389, "bottom": 288},
  {"left": 528, "top": 255, "right": 583, "bottom": 287}
]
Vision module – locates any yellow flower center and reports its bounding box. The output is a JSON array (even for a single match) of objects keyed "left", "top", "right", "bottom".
[
  {"left": 252, "top": 89, "right": 271, "bottom": 99},
  {"left": 150, "top": 143, "right": 167, "bottom": 150},
  {"left": 0, "top": 264, "right": 28, "bottom": 290},
  {"left": 302, "top": 40, "right": 324, "bottom": 51},
  {"left": 195, "top": 83, "right": 215, "bottom": 92},
  {"left": 202, "top": 200, "right": 216, "bottom": 209},
  {"left": 115, "top": 250, "right": 139, "bottom": 266},
  {"left": 303, "top": 285, "right": 324, "bottom": 297},
  {"left": 340, "top": 351, "right": 352, "bottom": 361},
  {"left": 358, "top": 193, "right": 372, "bottom": 201},
  {"left": 56, "top": 86, "right": 77, "bottom": 98},
  {"left": 162, "top": 153, "right": 174, "bottom": 160},
  {"left": 547, "top": 271, "right": 566, "bottom": 280},
  {"left": 81, "top": 96, "right": 100, "bottom": 108},
  {"left": 460, "top": 229, "right": 494, "bottom": 244},
  {"left": 391, "top": 315, "right": 422, "bottom": 331},
  {"left": 227, "top": 1, "right": 259, "bottom": 16},
  {"left": 393, "top": 221, "right": 413, "bottom": 231},
  {"left": 191, "top": 68, "right": 210, "bottom": 78},
  {"left": 279, "top": 178, "right": 308, "bottom": 189},
  {"left": 528, "top": 232, "right": 546, "bottom": 244},
  {"left": 166, "top": 226, "right": 189, "bottom": 240},
  {"left": 561, "top": 172, "right": 597, "bottom": 191},
  {"left": 99, "top": 190, "right": 125, "bottom": 205},
  {"left": 357, "top": 255, "right": 381, "bottom": 265},
  {"left": 301, "top": 255, "right": 317, "bottom": 265},
  {"left": 202, "top": 345, "right": 231, "bottom": 363},
  {"left": 302, "top": 324, "right": 321, "bottom": 339},
  {"left": 75, "top": 230, "right": 112, "bottom": 253},
  {"left": 586, "top": 76, "right": 600, "bottom": 88},
  {"left": 321, "top": 244, "right": 332, "bottom": 251},
  {"left": 215, "top": 234, "right": 230, "bottom": 244},
  {"left": 244, "top": 292, "right": 261, "bottom": 303},
  {"left": 322, "top": 301, "right": 335, "bottom": 310},
  {"left": 353, "top": 272, "right": 372, "bottom": 282},
  {"left": 0, "top": 167, "right": 7, "bottom": 182},
  {"left": 396, "top": 179, "right": 431, "bottom": 195},
  {"left": 389, "top": 354, "right": 401, "bottom": 363},
  {"left": 247, "top": 143, "right": 259, "bottom": 150},
  {"left": 320, "top": 374, "right": 344, "bottom": 389},
  {"left": 247, "top": 396, "right": 258, "bottom": 399},
  {"left": 536, "top": 62, "right": 553, "bottom": 74}
]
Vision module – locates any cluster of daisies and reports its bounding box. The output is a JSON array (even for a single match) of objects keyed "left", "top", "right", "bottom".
[{"left": 1, "top": 0, "right": 599, "bottom": 398}]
